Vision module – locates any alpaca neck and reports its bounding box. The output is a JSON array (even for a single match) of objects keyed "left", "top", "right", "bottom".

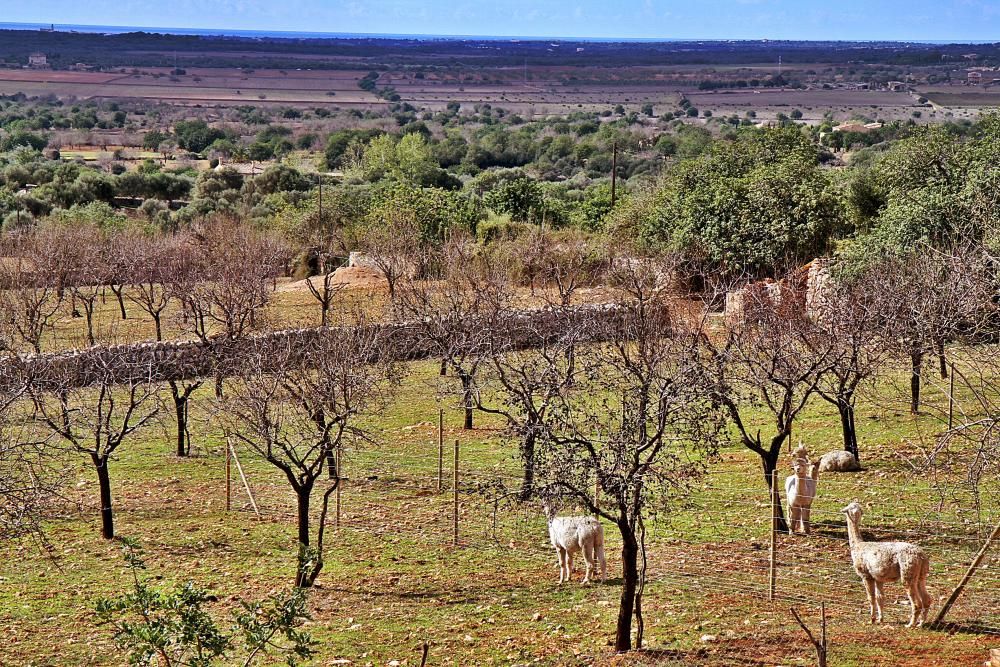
[{"left": 846, "top": 515, "right": 865, "bottom": 551}]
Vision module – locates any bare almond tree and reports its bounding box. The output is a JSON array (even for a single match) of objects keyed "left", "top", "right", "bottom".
[
  {"left": 396, "top": 239, "right": 512, "bottom": 430},
  {"left": 103, "top": 229, "right": 136, "bottom": 322},
  {"left": 0, "top": 375, "right": 56, "bottom": 546},
  {"left": 28, "top": 358, "right": 161, "bottom": 539},
  {"left": 178, "top": 221, "right": 288, "bottom": 343},
  {"left": 124, "top": 233, "right": 178, "bottom": 343},
  {"left": 124, "top": 233, "right": 203, "bottom": 457},
  {"left": 304, "top": 233, "right": 347, "bottom": 328},
  {"left": 489, "top": 267, "right": 727, "bottom": 653},
  {"left": 707, "top": 280, "right": 838, "bottom": 531},
  {"left": 0, "top": 233, "right": 64, "bottom": 354},
  {"left": 61, "top": 225, "right": 108, "bottom": 347},
  {"left": 357, "top": 210, "right": 422, "bottom": 303},
  {"left": 220, "top": 322, "right": 402, "bottom": 587},
  {"left": 175, "top": 220, "right": 288, "bottom": 400},
  {"left": 876, "top": 246, "right": 995, "bottom": 415},
  {"left": 808, "top": 266, "right": 894, "bottom": 462},
  {"left": 538, "top": 229, "right": 607, "bottom": 307}
]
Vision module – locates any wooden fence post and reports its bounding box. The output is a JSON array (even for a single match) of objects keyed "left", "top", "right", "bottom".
[
  {"left": 934, "top": 519, "right": 1000, "bottom": 625},
  {"left": 769, "top": 468, "right": 778, "bottom": 601},
  {"left": 453, "top": 439, "right": 459, "bottom": 546},
  {"left": 438, "top": 409, "right": 444, "bottom": 493},
  {"left": 948, "top": 362, "right": 955, "bottom": 429},
  {"left": 335, "top": 447, "right": 342, "bottom": 529},
  {"left": 225, "top": 439, "right": 232, "bottom": 512},
  {"left": 229, "top": 442, "right": 261, "bottom": 519}
]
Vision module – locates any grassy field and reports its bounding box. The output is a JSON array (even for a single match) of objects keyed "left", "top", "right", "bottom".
[{"left": 2, "top": 287, "right": 999, "bottom": 666}]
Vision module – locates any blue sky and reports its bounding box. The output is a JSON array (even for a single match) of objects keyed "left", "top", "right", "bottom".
[{"left": 6, "top": 0, "right": 1000, "bottom": 41}]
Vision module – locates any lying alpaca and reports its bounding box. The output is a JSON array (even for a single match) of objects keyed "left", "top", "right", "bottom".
[
  {"left": 842, "top": 501, "right": 932, "bottom": 627},
  {"left": 785, "top": 459, "right": 820, "bottom": 535},
  {"left": 544, "top": 504, "right": 606, "bottom": 584}
]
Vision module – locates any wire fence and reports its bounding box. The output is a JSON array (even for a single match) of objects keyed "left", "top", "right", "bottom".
[{"left": 223, "top": 417, "right": 1000, "bottom": 640}]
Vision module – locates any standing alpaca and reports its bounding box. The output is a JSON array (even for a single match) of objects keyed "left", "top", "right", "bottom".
[
  {"left": 544, "top": 504, "right": 606, "bottom": 584},
  {"left": 842, "top": 501, "right": 932, "bottom": 627},
  {"left": 785, "top": 459, "right": 820, "bottom": 534}
]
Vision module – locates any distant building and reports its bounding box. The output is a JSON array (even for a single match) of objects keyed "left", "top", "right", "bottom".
[
  {"left": 28, "top": 52, "right": 49, "bottom": 69},
  {"left": 968, "top": 71, "right": 983, "bottom": 85},
  {"left": 887, "top": 81, "right": 907, "bottom": 91},
  {"left": 69, "top": 63, "right": 96, "bottom": 72}
]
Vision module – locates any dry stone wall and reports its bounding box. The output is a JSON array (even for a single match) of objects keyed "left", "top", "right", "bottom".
[{"left": 0, "top": 304, "right": 626, "bottom": 393}]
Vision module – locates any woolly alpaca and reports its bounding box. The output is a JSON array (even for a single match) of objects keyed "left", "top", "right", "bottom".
[
  {"left": 785, "top": 459, "right": 820, "bottom": 535},
  {"left": 842, "top": 501, "right": 932, "bottom": 627},
  {"left": 544, "top": 505, "right": 606, "bottom": 584}
]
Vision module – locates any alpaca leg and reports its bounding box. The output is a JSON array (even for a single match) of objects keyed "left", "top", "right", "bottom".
[
  {"left": 566, "top": 552, "right": 574, "bottom": 582},
  {"left": 873, "top": 582, "right": 885, "bottom": 624},
  {"left": 863, "top": 578, "right": 877, "bottom": 623},
  {"left": 581, "top": 543, "right": 595, "bottom": 584},
  {"left": 557, "top": 548, "right": 567, "bottom": 584},
  {"left": 788, "top": 506, "right": 800, "bottom": 535},
  {"left": 905, "top": 581, "right": 919, "bottom": 628},
  {"left": 801, "top": 507, "right": 811, "bottom": 535}
]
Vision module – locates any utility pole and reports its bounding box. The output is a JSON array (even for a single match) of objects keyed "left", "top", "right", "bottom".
[
  {"left": 317, "top": 173, "right": 323, "bottom": 222},
  {"left": 610, "top": 142, "right": 618, "bottom": 207}
]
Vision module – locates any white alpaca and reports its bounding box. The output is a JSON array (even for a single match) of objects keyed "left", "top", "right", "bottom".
[
  {"left": 842, "top": 501, "right": 932, "bottom": 627},
  {"left": 544, "top": 505, "right": 606, "bottom": 584},
  {"left": 785, "top": 460, "right": 820, "bottom": 535}
]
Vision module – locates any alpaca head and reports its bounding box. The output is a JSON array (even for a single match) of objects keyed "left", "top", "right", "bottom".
[
  {"left": 542, "top": 501, "right": 558, "bottom": 522},
  {"left": 841, "top": 500, "right": 863, "bottom": 524}
]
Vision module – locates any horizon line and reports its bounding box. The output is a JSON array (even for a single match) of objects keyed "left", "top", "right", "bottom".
[{"left": 2, "top": 21, "right": 999, "bottom": 45}]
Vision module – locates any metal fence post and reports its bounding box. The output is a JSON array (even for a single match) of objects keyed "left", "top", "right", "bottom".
[
  {"left": 769, "top": 468, "right": 778, "bottom": 601},
  {"left": 948, "top": 362, "right": 955, "bottom": 429},
  {"left": 453, "top": 439, "right": 459, "bottom": 546},
  {"left": 335, "top": 447, "right": 342, "bottom": 529},
  {"left": 225, "top": 439, "right": 232, "bottom": 512},
  {"left": 438, "top": 409, "right": 444, "bottom": 493}
]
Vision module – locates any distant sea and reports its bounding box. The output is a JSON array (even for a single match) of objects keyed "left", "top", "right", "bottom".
[{"left": 0, "top": 22, "right": 995, "bottom": 44}]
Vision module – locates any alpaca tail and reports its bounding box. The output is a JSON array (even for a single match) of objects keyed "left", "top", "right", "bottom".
[
  {"left": 593, "top": 524, "right": 606, "bottom": 582},
  {"left": 594, "top": 543, "right": 607, "bottom": 582},
  {"left": 920, "top": 555, "right": 933, "bottom": 609}
]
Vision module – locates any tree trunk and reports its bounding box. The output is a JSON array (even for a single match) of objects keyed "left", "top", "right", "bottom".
[
  {"left": 937, "top": 339, "right": 947, "bottom": 380},
  {"left": 461, "top": 373, "right": 474, "bottom": 430},
  {"left": 837, "top": 398, "right": 860, "bottom": 463},
  {"left": 84, "top": 304, "right": 95, "bottom": 346},
  {"left": 518, "top": 430, "right": 537, "bottom": 501},
  {"left": 910, "top": 349, "right": 923, "bottom": 415},
  {"left": 153, "top": 313, "right": 162, "bottom": 342},
  {"left": 615, "top": 526, "right": 639, "bottom": 653},
  {"left": 440, "top": 358, "right": 447, "bottom": 376},
  {"left": 94, "top": 455, "right": 114, "bottom": 540},
  {"left": 171, "top": 382, "right": 189, "bottom": 457},
  {"left": 112, "top": 285, "right": 127, "bottom": 320},
  {"left": 295, "top": 485, "right": 313, "bottom": 588},
  {"left": 761, "top": 449, "right": 789, "bottom": 534}
]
